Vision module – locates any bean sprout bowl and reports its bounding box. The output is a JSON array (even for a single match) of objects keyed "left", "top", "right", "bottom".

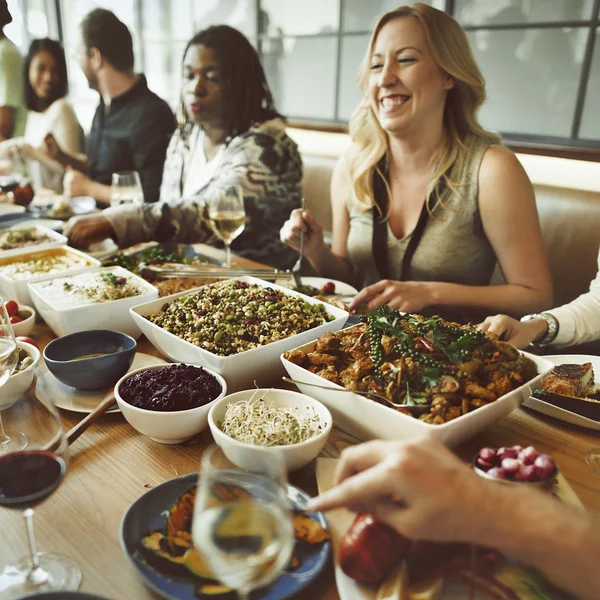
[
  {"left": 472, "top": 445, "right": 558, "bottom": 489},
  {"left": 208, "top": 388, "right": 332, "bottom": 472}
]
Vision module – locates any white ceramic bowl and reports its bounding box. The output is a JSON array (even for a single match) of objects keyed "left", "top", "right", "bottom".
[
  {"left": 281, "top": 325, "right": 555, "bottom": 448},
  {"left": 208, "top": 388, "right": 332, "bottom": 472},
  {"left": 28, "top": 266, "right": 158, "bottom": 339},
  {"left": 9, "top": 303, "right": 35, "bottom": 337},
  {"left": 0, "top": 225, "right": 67, "bottom": 258},
  {"left": 0, "top": 246, "right": 100, "bottom": 305},
  {"left": 1, "top": 341, "right": 40, "bottom": 409},
  {"left": 114, "top": 363, "right": 227, "bottom": 444},
  {"left": 129, "top": 276, "right": 349, "bottom": 391}
]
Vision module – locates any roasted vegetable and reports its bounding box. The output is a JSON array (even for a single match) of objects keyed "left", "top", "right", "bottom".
[
  {"left": 292, "top": 513, "right": 331, "bottom": 544},
  {"left": 339, "top": 513, "right": 411, "bottom": 585},
  {"left": 140, "top": 531, "right": 192, "bottom": 575},
  {"left": 166, "top": 489, "right": 197, "bottom": 543}
]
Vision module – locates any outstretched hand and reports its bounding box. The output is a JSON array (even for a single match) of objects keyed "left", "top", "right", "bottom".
[
  {"left": 478, "top": 314, "right": 545, "bottom": 349},
  {"left": 348, "top": 279, "right": 433, "bottom": 313},
  {"left": 65, "top": 214, "right": 116, "bottom": 250},
  {"left": 307, "top": 437, "right": 490, "bottom": 543}
]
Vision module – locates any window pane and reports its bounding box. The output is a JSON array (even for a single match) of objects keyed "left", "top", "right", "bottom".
[
  {"left": 580, "top": 30, "right": 600, "bottom": 140},
  {"left": 343, "top": 0, "right": 445, "bottom": 33},
  {"left": 261, "top": 0, "right": 339, "bottom": 36},
  {"left": 456, "top": 0, "right": 595, "bottom": 26},
  {"left": 191, "top": 0, "right": 257, "bottom": 40},
  {"left": 338, "top": 34, "right": 368, "bottom": 121},
  {"left": 470, "top": 28, "right": 586, "bottom": 137},
  {"left": 144, "top": 41, "right": 186, "bottom": 110},
  {"left": 263, "top": 36, "right": 337, "bottom": 120}
]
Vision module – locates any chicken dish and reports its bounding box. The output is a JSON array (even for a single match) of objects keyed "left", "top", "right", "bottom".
[{"left": 284, "top": 307, "right": 537, "bottom": 424}]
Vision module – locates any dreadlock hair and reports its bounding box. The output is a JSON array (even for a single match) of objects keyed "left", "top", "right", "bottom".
[{"left": 180, "top": 25, "right": 283, "bottom": 139}]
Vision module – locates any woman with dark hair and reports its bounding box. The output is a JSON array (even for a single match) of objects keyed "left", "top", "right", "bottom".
[
  {"left": 66, "top": 25, "right": 302, "bottom": 269},
  {"left": 0, "top": 38, "right": 83, "bottom": 190}
]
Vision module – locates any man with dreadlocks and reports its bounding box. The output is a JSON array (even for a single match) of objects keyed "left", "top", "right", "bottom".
[{"left": 65, "top": 25, "right": 302, "bottom": 271}]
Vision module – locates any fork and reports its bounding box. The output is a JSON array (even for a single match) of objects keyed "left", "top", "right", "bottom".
[
  {"left": 291, "top": 197, "right": 307, "bottom": 289},
  {"left": 281, "top": 377, "right": 431, "bottom": 413}
]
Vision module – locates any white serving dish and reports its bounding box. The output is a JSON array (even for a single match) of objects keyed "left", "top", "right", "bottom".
[
  {"left": 28, "top": 266, "right": 158, "bottom": 339},
  {"left": 130, "top": 276, "right": 349, "bottom": 391},
  {"left": 114, "top": 363, "right": 227, "bottom": 444},
  {"left": 0, "top": 225, "right": 67, "bottom": 258},
  {"left": 0, "top": 246, "right": 100, "bottom": 306},
  {"left": 281, "top": 327, "right": 554, "bottom": 447},
  {"left": 208, "top": 388, "right": 332, "bottom": 472}
]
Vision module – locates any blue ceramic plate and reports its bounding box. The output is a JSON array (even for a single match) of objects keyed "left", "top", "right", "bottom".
[{"left": 120, "top": 473, "right": 331, "bottom": 600}]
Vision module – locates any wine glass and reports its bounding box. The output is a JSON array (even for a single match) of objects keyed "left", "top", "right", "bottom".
[
  {"left": 206, "top": 185, "right": 246, "bottom": 268},
  {"left": 192, "top": 446, "right": 294, "bottom": 600},
  {"left": 585, "top": 448, "right": 600, "bottom": 474},
  {"left": 110, "top": 171, "right": 144, "bottom": 207},
  {"left": 0, "top": 365, "right": 81, "bottom": 596},
  {"left": 0, "top": 297, "right": 26, "bottom": 453}
]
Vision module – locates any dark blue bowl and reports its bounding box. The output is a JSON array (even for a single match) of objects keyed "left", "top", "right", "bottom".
[{"left": 43, "top": 330, "right": 136, "bottom": 391}]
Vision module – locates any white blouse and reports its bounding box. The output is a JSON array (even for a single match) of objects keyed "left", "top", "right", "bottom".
[{"left": 549, "top": 248, "right": 600, "bottom": 346}]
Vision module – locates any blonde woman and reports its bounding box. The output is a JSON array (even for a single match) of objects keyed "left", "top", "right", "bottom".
[{"left": 280, "top": 3, "right": 552, "bottom": 321}]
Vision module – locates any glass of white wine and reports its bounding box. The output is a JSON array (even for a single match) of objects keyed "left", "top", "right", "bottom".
[
  {"left": 110, "top": 171, "right": 144, "bottom": 207},
  {"left": 0, "top": 297, "right": 26, "bottom": 453},
  {"left": 192, "top": 446, "right": 294, "bottom": 600},
  {"left": 206, "top": 185, "right": 246, "bottom": 268}
]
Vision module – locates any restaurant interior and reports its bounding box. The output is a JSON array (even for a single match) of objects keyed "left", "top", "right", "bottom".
[{"left": 0, "top": 1, "right": 599, "bottom": 600}]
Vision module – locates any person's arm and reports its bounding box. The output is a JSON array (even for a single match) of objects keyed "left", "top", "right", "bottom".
[
  {"left": 280, "top": 153, "right": 354, "bottom": 281},
  {"left": 0, "top": 105, "right": 15, "bottom": 141},
  {"left": 63, "top": 166, "right": 111, "bottom": 205},
  {"left": 307, "top": 438, "right": 600, "bottom": 600},
  {"left": 480, "top": 247, "right": 600, "bottom": 348},
  {"left": 50, "top": 100, "right": 84, "bottom": 156},
  {"left": 349, "top": 146, "right": 554, "bottom": 314},
  {"left": 43, "top": 133, "right": 88, "bottom": 172}
]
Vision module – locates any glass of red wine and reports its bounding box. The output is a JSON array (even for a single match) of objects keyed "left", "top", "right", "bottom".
[{"left": 0, "top": 365, "right": 82, "bottom": 595}]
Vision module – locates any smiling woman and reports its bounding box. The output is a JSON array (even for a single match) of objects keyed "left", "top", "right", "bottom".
[
  {"left": 280, "top": 2, "right": 553, "bottom": 323},
  {"left": 0, "top": 38, "right": 83, "bottom": 192}
]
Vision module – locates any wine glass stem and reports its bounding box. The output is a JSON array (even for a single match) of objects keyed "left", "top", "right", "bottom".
[
  {"left": 0, "top": 413, "right": 10, "bottom": 447},
  {"left": 237, "top": 591, "right": 250, "bottom": 600},
  {"left": 23, "top": 507, "right": 48, "bottom": 585},
  {"left": 225, "top": 243, "right": 232, "bottom": 268}
]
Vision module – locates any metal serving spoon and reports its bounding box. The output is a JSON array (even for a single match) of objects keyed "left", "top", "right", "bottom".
[{"left": 282, "top": 377, "right": 431, "bottom": 413}]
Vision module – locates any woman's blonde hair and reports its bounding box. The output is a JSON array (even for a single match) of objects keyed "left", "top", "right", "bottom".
[{"left": 348, "top": 3, "right": 501, "bottom": 211}]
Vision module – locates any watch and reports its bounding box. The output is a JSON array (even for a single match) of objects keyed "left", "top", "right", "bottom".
[{"left": 520, "top": 312, "right": 559, "bottom": 345}]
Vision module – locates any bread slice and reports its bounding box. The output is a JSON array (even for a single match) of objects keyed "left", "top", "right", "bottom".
[{"left": 539, "top": 363, "right": 594, "bottom": 397}]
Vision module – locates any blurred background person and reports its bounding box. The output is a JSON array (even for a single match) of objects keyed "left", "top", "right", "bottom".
[
  {"left": 480, "top": 246, "right": 600, "bottom": 349},
  {"left": 43, "top": 8, "right": 175, "bottom": 205},
  {"left": 0, "top": 0, "right": 25, "bottom": 141},
  {"left": 0, "top": 38, "right": 83, "bottom": 191},
  {"left": 65, "top": 25, "right": 302, "bottom": 270},
  {"left": 280, "top": 3, "right": 551, "bottom": 321}
]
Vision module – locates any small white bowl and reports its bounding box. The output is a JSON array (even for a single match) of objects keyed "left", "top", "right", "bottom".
[
  {"left": 208, "top": 388, "right": 332, "bottom": 472},
  {"left": 114, "top": 363, "right": 227, "bottom": 444},
  {"left": 9, "top": 303, "right": 35, "bottom": 337},
  {"left": 2, "top": 341, "right": 40, "bottom": 409}
]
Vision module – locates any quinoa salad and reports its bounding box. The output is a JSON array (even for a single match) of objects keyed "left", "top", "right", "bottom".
[{"left": 147, "top": 280, "right": 336, "bottom": 356}]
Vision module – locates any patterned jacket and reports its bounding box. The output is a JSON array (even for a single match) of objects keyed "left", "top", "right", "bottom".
[{"left": 104, "top": 118, "right": 302, "bottom": 269}]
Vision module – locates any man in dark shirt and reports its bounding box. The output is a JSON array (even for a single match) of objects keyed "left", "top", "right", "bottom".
[{"left": 47, "top": 9, "right": 175, "bottom": 205}]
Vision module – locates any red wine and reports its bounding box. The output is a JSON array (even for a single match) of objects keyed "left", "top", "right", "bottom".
[{"left": 0, "top": 451, "right": 66, "bottom": 510}]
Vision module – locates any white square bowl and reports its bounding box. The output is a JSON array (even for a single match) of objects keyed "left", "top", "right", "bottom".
[
  {"left": 0, "top": 225, "right": 67, "bottom": 258},
  {"left": 28, "top": 266, "right": 159, "bottom": 338},
  {"left": 0, "top": 246, "right": 100, "bottom": 306},
  {"left": 129, "top": 276, "right": 349, "bottom": 391},
  {"left": 281, "top": 327, "right": 555, "bottom": 448}
]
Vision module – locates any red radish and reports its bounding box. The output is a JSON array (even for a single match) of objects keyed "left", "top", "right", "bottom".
[
  {"left": 478, "top": 447, "right": 496, "bottom": 462},
  {"left": 519, "top": 446, "right": 539, "bottom": 465},
  {"left": 476, "top": 458, "right": 494, "bottom": 471},
  {"left": 9, "top": 316, "right": 22, "bottom": 324},
  {"left": 5, "top": 300, "right": 18, "bottom": 317},
  {"left": 487, "top": 467, "right": 505, "bottom": 479}
]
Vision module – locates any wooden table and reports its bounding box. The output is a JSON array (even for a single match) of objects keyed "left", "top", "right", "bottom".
[{"left": 2, "top": 244, "right": 600, "bottom": 600}]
